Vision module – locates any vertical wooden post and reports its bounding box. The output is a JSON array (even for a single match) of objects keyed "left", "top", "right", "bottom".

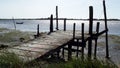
[
  {"left": 81, "top": 23, "right": 85, "bottom": 58},
  {"left": 62, "top": 47, "right": 65, "bottom": 59},
  {"left": 68, "top": 44, "right": 72, "bottom": 60},
  {"left": 76, "top": 39, "right": 79, "bottom": 57},
  {"left": 64, "top": 19, "right": 66, "bottom": 31},
  {"left": 56, "top": 6, "right": 59, "bottom": 30},
  {"left": 103, "top": 0, "right": 109, "bottom": 58},
  {"left": 94, "top": 22, "right": 100, "bottom": 58},
  {"left": 57, "top": 50, "right": 60, "bottom": 59},
  {"left": 50, "top": 14, "right": 53, "bottom": 32},
  {"left": 88, "top": 6, "right": 93, "bottom": 58},
  {"left": 12, "top": 17, "right": 16, "bottom": 30},
  {"left": 73, "top": 23, "right": 76, "bottom": 39},
  {"left": 37, "top": 24, "right": 39, "bottom": 37}
]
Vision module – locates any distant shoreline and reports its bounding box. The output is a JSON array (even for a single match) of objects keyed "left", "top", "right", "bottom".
[{"left": 0, "top": 18, "right": 120, "bottom": 21}]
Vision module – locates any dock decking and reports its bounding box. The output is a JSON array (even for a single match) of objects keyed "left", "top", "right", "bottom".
[{"left": 0, "top": 31, "right": 87, "bottom": 62}]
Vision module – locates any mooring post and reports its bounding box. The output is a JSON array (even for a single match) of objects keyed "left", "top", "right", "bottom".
[
  {"left": 88, "top": 6, "right": 93, "bottom": 58},
  {"left": 94, "top": 22, "right": 100, "bottom": 58},
  {"left": 76, "top": 39, "right": 79, "bottom": 57},
  {"left": 64, "top": 19, "right": 66, "bottom": 31},
  {"left": 81, "top": 23, "right": 85, "bottom": 58},
  {"left": 68, "top": 44, "right": 72, "bottom": 60},
  {"left": 57, "top": 50, "right": 60, "bottom": 59},
  {"left": 37, "top": 24, "right": 39, "bottom": 37},
  {"left": 73, "top": 23, "right": 76, "bottom": 39},
  {"left": 56, "top": 6, "right": 59, "bottom": 30},
  {"left": 50, "top": 14, "right": 53, "bottom": 33},
  {"left": 62, "top": 47, "right": 65, "bottom": 59},
  {"left": 103, "top": 0, "right": 109, "bottom": 58}
]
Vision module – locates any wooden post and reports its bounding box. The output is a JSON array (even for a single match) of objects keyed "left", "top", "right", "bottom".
[
  {"left": 81, "top": 23, "right": 85, "bottom": 58},
  {"left": 64, "top": 19, "right": 66, "bottom": 31},
  {"left": 50, "top": 14, "right": 53, "bottom": 32},
  {"left": 94, "top": 22, "right": 100, "bottom": 58},
  {"left": 76, "top": 39, "right": 79, "bottom": 57},
  {"left": 62, "top": 47, "right": 65, "bottom": 59},
  {"left": 73, "top": 23, "right": 76, "bottom": 39},
  {"left": 56, "top": 6, "right": 59, "bottom": 30},
  {"left": 103, "top": 0, "right": 109, "bottom": 58},
  {"left": 68, "top": 44, "right": 72, "bottom": 60},
  {"left": 37, "top": 24, "right": 39, "bottom": 37},
  {"left": 12, "top": 17, "right": 16, "bottom": 30},
  {"left": 88, "top": 6, "right": 93, "bottom": 58},
  {"left": 57, "top": 50, "right": 60, "bottom": 59}
]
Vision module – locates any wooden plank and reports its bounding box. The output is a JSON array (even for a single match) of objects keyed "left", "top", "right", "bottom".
[{"left": 0, "top": 30, "right": 91, "bottom": 62}]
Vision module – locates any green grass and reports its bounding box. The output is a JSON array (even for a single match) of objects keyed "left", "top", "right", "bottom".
[
  {"left": 0, "top": 53, "right": 24, "bottom": 68},
  {"left": 0, "top": 53, "right": 118, "bottom": 68},
  {"left": 0, "top": 28, "right": 33, "bottom": 47},
  {"left": 47, "top": 57, "right": 118, "bottom": 68},
  {"left": 0, "top": 30, "right": 31, "bottom": 42}
]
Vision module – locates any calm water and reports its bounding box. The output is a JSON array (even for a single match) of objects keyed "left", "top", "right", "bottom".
[{"left": 0, "top": 19, "right": 120, "bottom": 35}]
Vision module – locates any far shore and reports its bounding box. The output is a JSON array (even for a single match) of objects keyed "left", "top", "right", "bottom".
[{"left": 0, "top": 18, "right": 120, "bottom": 21}]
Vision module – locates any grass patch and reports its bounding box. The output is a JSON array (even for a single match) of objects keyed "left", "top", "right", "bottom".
[
  {"left": 47, "top": 57, "right": 118, "bottom": 68},
  {"left": 0, "top": 30, "right": 31, "bottom": 42},
  {"left": 0, "top": 28, "right": 33, "bottom": 47},
  {"left": 0, "top": 28, "right": 9, "bottom": 32},
  {"left": 0, "top": 53, "right": 24, "bottom": 68},
  {"left": 0, "top": 53, "right": 118, "bottom": 68}
]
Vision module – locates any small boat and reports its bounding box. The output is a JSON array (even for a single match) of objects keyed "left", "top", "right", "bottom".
[{"left": 16, "top": 22, "right": 24, "bottom": 24}]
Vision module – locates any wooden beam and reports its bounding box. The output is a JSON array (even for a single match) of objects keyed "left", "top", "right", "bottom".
[
  {"left": 88, "top": 6, "right": 93, "bottom": 58},
  {"left": 64, "top": 19, "right": 66, "bottom": 31},
  {"left": 56, "top": 6, "right": 59, "bottom": 30},
  {"left": 50, "top": 14, "right": 53, "bottom": 32},
  {"left": 94, "top": 22, "right": 100, "bottom": 58},
  {"left": 103, "top": 0, "right": 109, "bottom": 58}
]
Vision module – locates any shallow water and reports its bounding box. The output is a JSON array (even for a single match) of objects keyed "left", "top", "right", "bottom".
[{"left": 0, "top": 19, "right": 120, "bottom": 35}]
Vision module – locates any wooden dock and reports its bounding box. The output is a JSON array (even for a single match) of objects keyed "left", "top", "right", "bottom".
[{"left": 0, "top": 31, "right": 88, "bottom": 62}]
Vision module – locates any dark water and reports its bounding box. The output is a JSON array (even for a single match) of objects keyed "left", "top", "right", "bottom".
[{"left": 0, "top": 19, "right": 120, "bottom": 35}]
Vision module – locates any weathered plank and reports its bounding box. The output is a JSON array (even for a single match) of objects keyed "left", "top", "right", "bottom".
[{"left": 0, "top": 31, "right": 77, "bottom": 61}]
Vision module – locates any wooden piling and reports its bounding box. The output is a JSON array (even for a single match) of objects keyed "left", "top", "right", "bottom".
[
  {"left": 88, "top": 6, "right": 93, "bottom": 58},
  {"left": 37, "top": 24, "right": 39, "bottom": 37},
  {"left": 76, "top": 39, "right": 79, "bottom": 57},
  {"left": 103, "top": 0, "right": 109, "bottom": 58},
  {"left": 56, "top": 6, "right": 59, "bottom": 30},
  {"left": 81, "top": 23, "right": 85, "bottom": 58},
  {"left": 62, "top": 47, "right": 65, "bottom": 59},
  {"left": 73, "top": 23, "right": 76, "bottom": 39},
  {"left": 64, "top": 19, "right": 66, "bottom": 31},
  {"left": 94, "top": 22, "right": 100, "bottom": 58},
  {"left": 68, "top": 44, "right": 72, "bottom": 60},
  {"left": 50, "top": 14, "right": 53, "bottom": 32}
]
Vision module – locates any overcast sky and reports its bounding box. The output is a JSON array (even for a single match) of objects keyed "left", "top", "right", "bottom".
[{"left": 0, "top": 0, "right": 120, "bottom": 19}]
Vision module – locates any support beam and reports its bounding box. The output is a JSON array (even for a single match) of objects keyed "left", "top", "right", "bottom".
[
  {"left": 37, "top": 24, "right": 39, "bottom": 37},
  {"left": 88, "top": 6, "right": 93, "bottom": 58},
  {"left": 50, "top": 14, "right": 53, "bottom": 33},
  {"left": 103, "top": 0, "right": 109, "bottom": 58},
  {"left": 64, "top": 19, "right": 66, "bottom": 31},
  {"left": 56, "top": 6, "right": 59, "bottom": 30},
  {"left": 73, "top": 23, "right": 76, "bottom": 39},
  {"left": 81, "top": 23, "right": 85, "bottom": 58},
  {"left": 94, "top": 22, "right": 100, "bottom": 58}
]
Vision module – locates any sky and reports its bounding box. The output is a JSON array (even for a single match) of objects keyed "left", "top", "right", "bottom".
[{"left": 0, "top": 0, "right": 120, "bottom": 19}]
